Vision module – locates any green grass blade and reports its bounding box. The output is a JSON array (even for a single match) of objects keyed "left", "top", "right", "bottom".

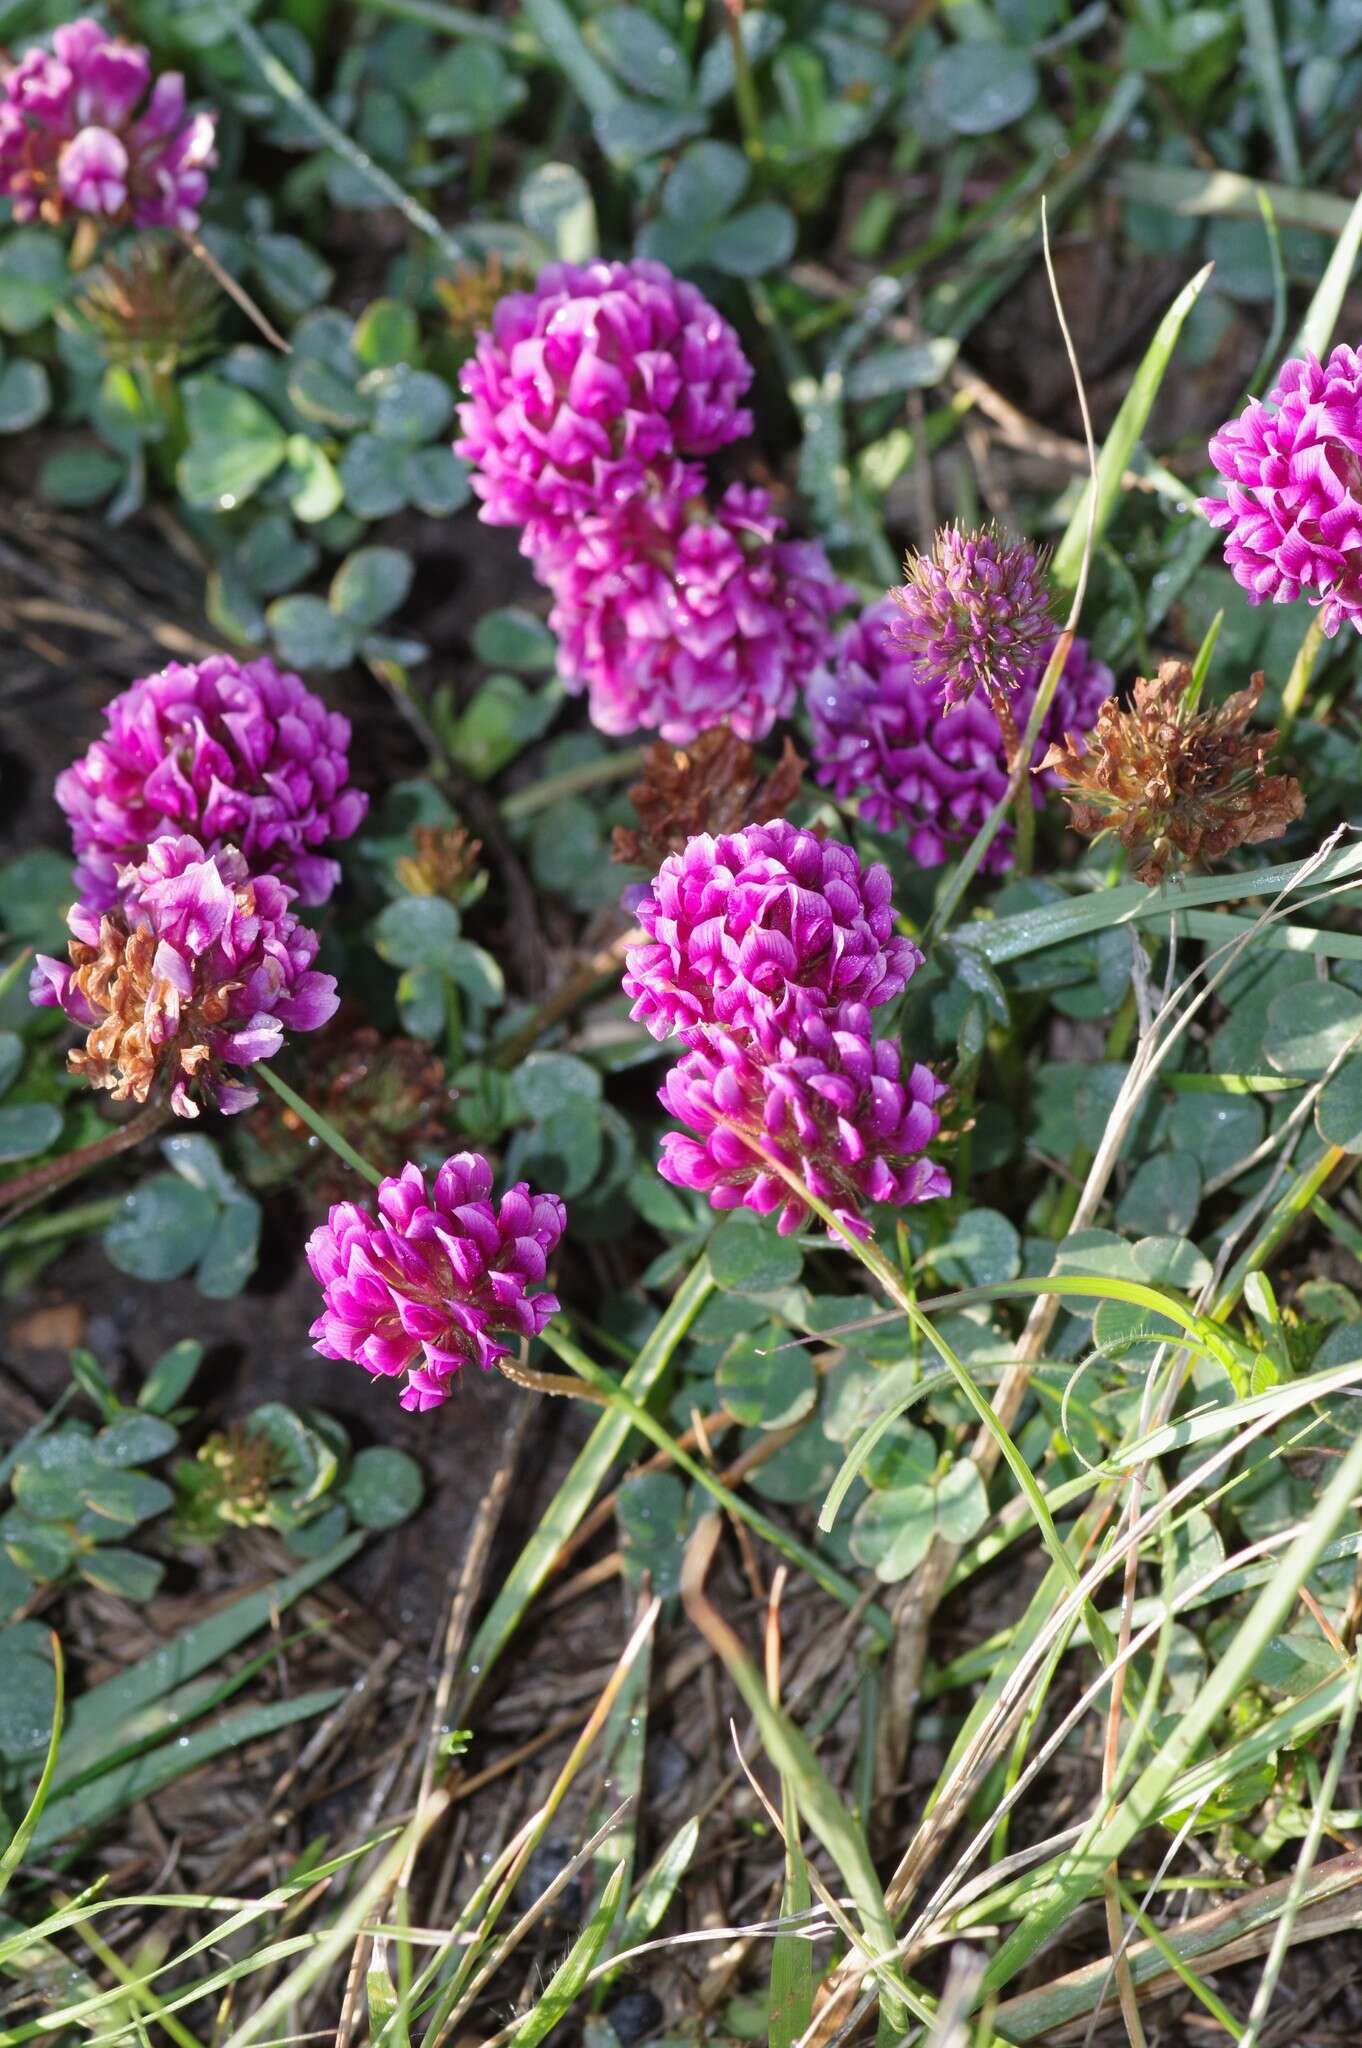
[
  {"left": 519, "top": 0, "right": 622, "bottom": 114},
  {"left": 505, "top": 1864, "right": 625, "bottom": 2048},
  {"left": 956, "top": 838, "right": 1362, "bottom": 967},
  {"left": 1242, "top": 0, "right": 1301, "bottom": 186},
  {"left": 612, "top": 1816, "right": 698, "bottom": 1963},
  {"left": 980, "top": 1418, "right": 1362, "bottom": 1999},
  {"left": 1292, "top": 181, "right": 1362, "bottom": 360},
  {"left": 0, "top": 1636, "right": 62, "bottom": 1903},
  {"left": 769, "top": 1779, "right": 813, "bottom": 2048},
  {"left": 33, "top": 1690, "right": 345, "bottom": 1850},
  {"left": 540, "top": 1322, "right": 895, "bottom": 1642},
  {"left": 1050, "top": 262, "right": 1212, "bottom": 597},
  {"left": 683, "top": 1519, "right": 919, "bottom": 2035},
  {"left": 461, "top": 1259, "right": 712, "bottom": 1698},
  {"left": 57, "top": 1535, "right": 363, "bottom": 1773}
]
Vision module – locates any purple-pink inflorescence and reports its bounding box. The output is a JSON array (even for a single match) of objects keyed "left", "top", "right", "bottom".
[
  {"left": 807, "top": 603, "right": 1113, "bottom": 872},
  {"left": 0, "top": 17, "right": 216, "bottom": 231},
  {"left": 56, "top": 653, "right": 368, "bottom": 913},
  {"left": 623, "top": 818, "right": 920, "bottom": 1043},
  {"left": 454, "top": 257, "right": 753, "bottom": 545},
  {"left": 31, "top": 835, "right": 338, "bottom": 1118},
  {"left": 540, "top": 479, "right": 854, "bottom": 743},
  {"left": 1201, "top": 347, "right": 1362, "bottom": 635},
  {"left": 304, "top": 1154, "right": 567, "bottom": 1412},
  {"left": 891, "top": 526, "right": 1053, "bottom": 713},
  {"left": 657, "top": 1004, "right": 949, "bottom": 1239},
  {"left": 456, "top": 259, "right": 850, "bottom": 741}
]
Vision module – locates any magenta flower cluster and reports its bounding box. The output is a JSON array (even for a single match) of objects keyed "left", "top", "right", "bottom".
[
  {"left": 456, "top": 259, "right": 851, "bottom": 742},
  {"left": 1201, "top": 347, "right": 1362, "bottom": 635},
  {"left": 624, "top": 820, "right": 948, "bottom": 1239},
  {"left": 31, "top": 655, "right": 366, "bottom": 1118},
  {"left": 457, "top": 256, "right": 754, "bottom": 545},
  {"left": 305, "top": 1155, "right": 567, "bottom": 1411},
  {"left": 658, "top": 1005, "right": 949, "bottom": 1239},
  {"left": 32, "top": 836, "right": 339, "bottom": 1117},
  {"left": 57, "top": 653, "right": 368, "bottom": 913},
  {"left": 0, "top": 17, "right": 216, "bottom": 232},
  {"left": 807, "top": 603, "right": 1113, "bottom": 873}
]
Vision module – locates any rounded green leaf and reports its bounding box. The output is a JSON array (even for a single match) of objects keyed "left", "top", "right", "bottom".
[
  {"left": 850, "top": 1484, "right": 936, "bottom": 1581},
  {"left": 589, "top": 6, "right": 692, "bottom": 101},
  {"left": 1115, "top": 1152, "right": 1202, "bottom": 1237},
  {"left": 341, "top": 1446, "right": 424, "bottom": 1529},
  {"left": 515, "top": 1051, "right": 602, "bottom": 1121},
  {"left": 367, "top": 364, "right": 454, "bottom": 447},
  {"left": 177, "top": 376, "right": 287, "bottom": 509},
  {"left": 472, "top": 607, "right": 556, "bottom": 673},
  {"left": 354, "top": 298, "right": 421, "bottom": 369},
  {"left": 0, "top": 1625, "right": 57, "bottom": 1757},
  {"left": 1318, "top": 1059, "right": 1362, "bottom": 1150},
  {"left": 0, "top": 229, "right": 68, "bottom": 333},
  {"left": 266, "top": 594, "right": 356, "bottom": 672},
  {"left": 0, "top": 357, "right": 50, "bottom": 433},
  {"left": 78, "top": 1547, "right": 165, "bottom": 1600},
  {"left": 40, "top": 446, "right": 123, "bottom": 507},
  {"left": 925, "top": 42, "right": 1039, "bottom": 134},
  {"left": 1264, "top": 982, "right": 1362, "bottom": 1077},
  {"left": 330, "top": 545, "right": 414, "bottom": 629},
  {"left": 0, "top": 1101, "right": 60, "bottom": 1162},
  {"left": 94, "top": 1415, "right": 178, "bottom": 1467},
  {"left": 103, "top": 1174, "right": 219, "bottom": 1281},
  {"left": 709, "top": 1211, "right": 803, "bottom": 1295},
  {"left": 715, "top": 1329, "right": 816, "bottom": 1429},
  {"left": 519, "top": 161, "right": 598, "bottom": 262},
  {"left": 617, "top": 1470, "right": 688, "bottom": 1596},
  {"left": 934, "top": 1208, "right": 1021, "bottom": 1288},
  {"left": 403, "top": 445, "right": 471, "bottom": 517},
  {"left": 373, "top": 893, "right": 462, "bottom": 971}
]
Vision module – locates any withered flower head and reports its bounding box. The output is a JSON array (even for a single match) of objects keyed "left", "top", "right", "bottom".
[
  {"left": 394, "top": 824, "right": 486, "bottom": 907},
  {"left": 246, "top": 1020, "right": 449, "bottom": 1201},
  {"left": 1039, "top": 661, "right": 1305, "bottom": 885},
  {"left": 71, "top": 236, "right": 221, "bottom": 373},
  {"left": 30, "top": 838, "right": 337, "bottom": 1118},
  {"left": 611, "top": 726, "right": 806, "bottom": 871}
]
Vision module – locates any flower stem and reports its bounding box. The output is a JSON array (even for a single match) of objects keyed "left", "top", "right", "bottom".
[
  {"left": 1277, "top": 610, "right": 1325, "bottom": 745},
  {"left": 0, "top": 1103, "right": 170, "bottom": 1224},
  {"left": 723, "top": 2, "right": 764, "bottom": 161},
  {"left": 924, "top": 628, "right": 1073, "bottom": 946},
  {"left": 257, "top": 1065, "right": 384, "bottom": 1187},
  {"left": 499, "top": 746, "right": 648, "bottom": 822},
  {"left": 217, "top": 7, "right": 468, "bottom": 268},
  {"left": 179, "top": 230, "right": 291, "bottom": 355},
  {"left": 493, "top": 926, "right": 643, "bottom": 1068}
]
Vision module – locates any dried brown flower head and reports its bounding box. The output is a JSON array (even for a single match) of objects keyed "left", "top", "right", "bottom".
[
  {"left": 64, "top": 916, "right": 230, "bottom": 1106},
  {"left": 611, "top": 727, "right": 806, "bottom": 870},
  {"left": 1039, "top": 661, "right": 1305, "bottom": 885},
  {"left": 436, "top": 253, "right": 526, "bottom": 352},
  {"left": 72, "top": 237, "right": 221, "bottom": 375},
  {"left": 245, "top": 1020, "right": 448, "bottom": 1202},
  {"left": 395, "top": 823, "right": 485, "bottom": 907}
]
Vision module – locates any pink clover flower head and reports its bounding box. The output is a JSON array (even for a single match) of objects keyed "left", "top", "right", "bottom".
[
  {"left": 30, "top": 835, "right": 338, "bottom": 1119},
  {"left": 657, "top": 1003, "right": 949, "bottom": 1239},
  {"left": 455, "top": 257, "right": 754, "bottom": 535},
  {"left": 890, "top": 525, "right": 1053, "bottom": 713},
  {"left": 543, "top": 479, "right": 853, "bottom": 742},
  {"left": 807, "top": 605, "right": 1112, "bottom": 872},
  {"left": 0, "top": 17, "right": 217, "bottom": 229},
  {"left": 623, "top": 819, "right": 921, "bottom": 1042},
  {"left": 56, "top": 653, "right": 368, "bottom": 912},
  {"left": 1201, "top": 347, "right": 1362, "bottom": 635},
  {"left": 305, "top": 1153, "right": 567, "bottom": 1412}
]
